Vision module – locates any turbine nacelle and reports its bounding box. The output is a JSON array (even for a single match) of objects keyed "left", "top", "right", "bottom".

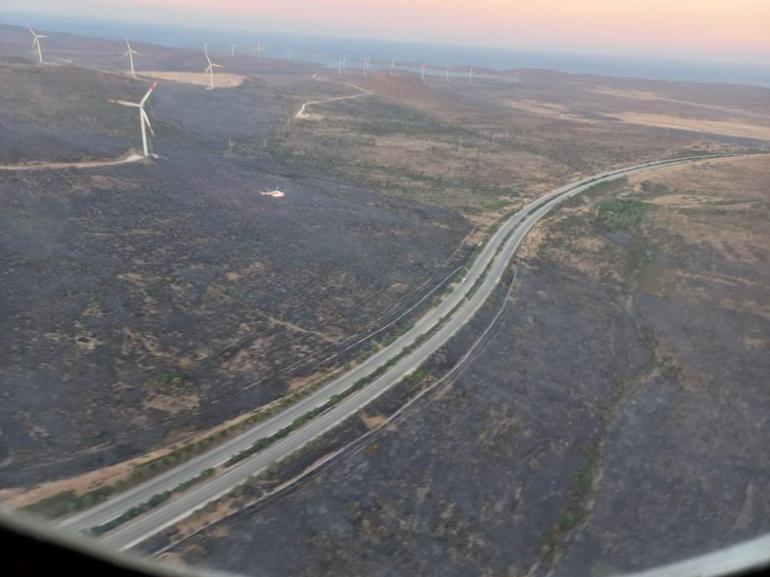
[
  {"left": 111, "top": 82, "right": 158, "bottom": 157},
  {"left": 124, "top": 40, "right": 141, "bottom": 78},
  {"left": 203, "top": 46, "right": 222, "bottom": 89},
  {"left": 124, "top": 41, "right": 141, "bottom": 58},
  {"left": 28, "top": 27, "right": 48, "bottom": 63},
  {"left": 28, "top": 27, "right": 48, "bottom": 43}
]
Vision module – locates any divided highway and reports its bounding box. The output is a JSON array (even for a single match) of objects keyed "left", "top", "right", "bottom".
[{"left": 60, "top": 154, "right": 740, "bottom": 550}]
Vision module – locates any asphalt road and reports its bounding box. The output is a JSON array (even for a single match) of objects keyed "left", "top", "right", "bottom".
[{"left": 60, "top": 153, "right": 743, "bottom": 549}]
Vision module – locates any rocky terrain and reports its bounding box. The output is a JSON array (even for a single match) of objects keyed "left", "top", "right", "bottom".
[{"left": 173, "top": 156, "right": 770, "bottom": 577}]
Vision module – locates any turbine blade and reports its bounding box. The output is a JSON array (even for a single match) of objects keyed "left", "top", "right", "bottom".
[
  {"left": 141, "top": 108, "right": 155, "bottom": 137},
  {"left": 140, "top": 81, "right": 158, "bottom": 106},
  {"left": 113, "top": 99, "right": 141, "bottom": 107}
]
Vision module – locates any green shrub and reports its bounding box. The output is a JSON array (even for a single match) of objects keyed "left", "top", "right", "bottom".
[
  {"left": 152, "top": 372, "right": 191, "bottom": 393},
  {"left": 595, "top": 199, "right": 648, "bottom": 230}
]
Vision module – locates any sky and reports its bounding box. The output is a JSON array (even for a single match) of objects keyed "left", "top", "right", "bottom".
[{"left": 11, "top": 0, "right": 770, "bottom": 63}]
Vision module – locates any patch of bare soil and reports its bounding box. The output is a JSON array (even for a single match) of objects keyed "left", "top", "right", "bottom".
[
  {"left": 358, "top": 411, "right": 389, "bottom": 430},
  {"left": 508, "top": 99, "right": 595, "bottom": 123},
  {"left": 144, "top": 393, "right": 201, "bottom": 415},
  {"left": 615, "top": 112, "right": 770, "bottom": 140},
  {"left": 139, "top": 71, "right": 246, "bottom": 88},
  {"left": 592, "top": 87, "right": 767, "bottom": 119}
]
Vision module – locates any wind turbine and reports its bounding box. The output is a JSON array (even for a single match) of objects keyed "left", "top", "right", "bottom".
[
  {"left": 421, "top": 63, "right": 426, "bottom": 81},
  {"left": 230, "top": 43, "right": 236, "bottom": 57},
  {"left": 337, "top": 56, "right": 343, "bottom": 75},
  {"left": 28, "top": 27, "right": 48, "bottom": 64},
  {"left": 111, "top": 82, "right": 158, "bottom": 158},
  {"left": 363, "top": 56, "right": 370, "bottom": 78},
  {"left": 124, "top": 39, "right": 140, "bottom": 78},
  {"left": 204, "top": 44, "right": 222, "bottom": 90},
  {"left": 468, "top": 66, "right": 473, "bottom": 83},
  {"left": 445, "top": 65, "right": 450, "bottom": 82},
  {"left": 390, "top": 58, "right": 395, "bottom": 76}
]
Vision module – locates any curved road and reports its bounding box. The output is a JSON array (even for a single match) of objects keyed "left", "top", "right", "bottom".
[
  {"left": 61, "top": 153, "right": 746, "bottom": 549},
  {"left": 294, "top": 82, "right": 372, "bottom": 120}
]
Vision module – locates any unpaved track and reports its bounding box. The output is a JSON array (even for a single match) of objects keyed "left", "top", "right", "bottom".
[
  {"left": 294, "top": 82, "right": 372, "bottom": 120},
  {"left": 0, "top": 152, "right": 145, "bottom": 171}
]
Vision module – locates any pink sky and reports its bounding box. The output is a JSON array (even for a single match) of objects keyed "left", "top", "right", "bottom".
[{"left": 18, "top": 0, "right": 770, "bottom": 61}]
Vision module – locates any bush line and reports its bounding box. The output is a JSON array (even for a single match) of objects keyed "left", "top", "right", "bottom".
[{"left": 88, "top": 468, "right": 216, "bottom": 536}]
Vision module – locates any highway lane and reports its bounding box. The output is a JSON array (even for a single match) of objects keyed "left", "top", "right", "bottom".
[{"left": 63, "top": 153, "right": 744, "bottom": 548}]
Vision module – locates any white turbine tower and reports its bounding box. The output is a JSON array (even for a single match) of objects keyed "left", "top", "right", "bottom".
[
  {"left": 337, "top": 56, "right": 343, "bottom": 75},
  {"left": 28, "top": 27, "right": 48, "bottom": 64},
  {"left": 421, "top": 63, "right": 426, "bottom": 81},
  {"left": 124, "top": 39, "right": 140, "bottom": 78},
  {"left": 445, "top": 65, "right": 450, "bottom": 82},
  {"left": 230, "top": 43, "right": 236, "bottom": 57},
  {"left": 390, "top": 58, "right": 395, "bottom": 76},
  {"left": 112, "top": 82, "right": 158, "bottom": 158},
  {"left": 204, "top": 44, "right": 222, "bottom": 90},
  {"left": 468, "top": 66, "right": 473, "bottom": 83}
]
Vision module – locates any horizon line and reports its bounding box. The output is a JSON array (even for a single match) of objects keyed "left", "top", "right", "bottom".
[{"left": 2, "top": 9, "right": 770, "bottom": 70}]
